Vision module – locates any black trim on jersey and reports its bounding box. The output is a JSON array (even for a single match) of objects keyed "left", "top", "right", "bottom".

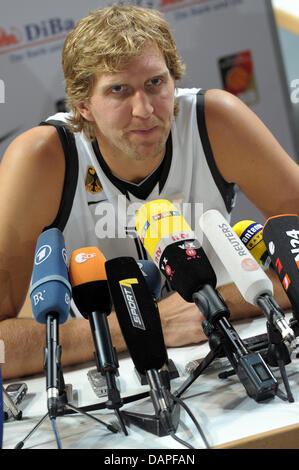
[
  {"left": 196, "top": 90, "right": 236, "bottom": 213},
  {"left": 69, "top": 307, "right": 76, "bottom": 318},
  {"left": 91, "top": 134, "right": 172, "bottom": 200},
  {"left": 39, "top": 120, "right": 79, "bottom": 232}
]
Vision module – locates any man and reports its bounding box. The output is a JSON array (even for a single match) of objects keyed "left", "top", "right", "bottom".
[{"left": 0, "top": 5, "right": 297, "bottom": 379}]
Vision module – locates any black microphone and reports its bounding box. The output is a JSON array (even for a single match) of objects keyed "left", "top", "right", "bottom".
[
  {"left": 30, "top": 228, "right": 71, "bottom": 419},
  {"left": 135, "top": 199, "right": 278, "bottom": 402},
  {"left": 105, "top": 256, "right": 180, "bottom": 437},
  {"left": 263, "top": 214, "right": 299, "bottom": 325}
]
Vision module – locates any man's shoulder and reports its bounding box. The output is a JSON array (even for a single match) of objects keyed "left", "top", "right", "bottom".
[
  {"left": 204, "top": 88, "right": 244, "bottom": 118},
  {"left": 176, "top": 87, "right": 240, "bottom": 107},
  {"left": 3, "top": 124, "right": 66, "bottom": 177},
  {"left": 175, "top": 87, "right": 241, "bottom": 116}
]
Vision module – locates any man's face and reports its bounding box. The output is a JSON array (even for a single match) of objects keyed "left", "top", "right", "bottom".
[{"left": 78, "top": 43, "right": 176, "bottom": 163}]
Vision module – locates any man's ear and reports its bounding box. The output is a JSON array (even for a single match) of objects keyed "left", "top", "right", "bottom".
[{"left": 76, "top": 102, "right": 95, "bottom": 122}]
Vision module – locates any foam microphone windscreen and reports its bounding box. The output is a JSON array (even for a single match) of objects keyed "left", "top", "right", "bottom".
[
  {"left": 159, "top": 240, "right": 217, "bottom": 302},
  {"left": 69, "top": 247, "right": 112, "bottom": 318},
  {"left": 233, "top": 220, "right": 269, "bottom": 267},
  {"left": 263, "top": 214, "right": 299, "bottom": 313},
  {"left": 105, "top": 257, "right": 168, "bottom": 374},
  {"left": 135, "top": 199, "right": 216, "bottom": 302},
  {"left": 135, "top": 199, "right": 194, "bottom": 261},
  {"left": 30, "top": 228, "right": 71, "bottom": 324}
]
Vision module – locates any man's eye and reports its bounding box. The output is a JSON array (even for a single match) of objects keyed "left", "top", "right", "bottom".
[
  {"left": 111, "top": 85, "right": 126, "bottom": 93},
  {"left": 147, "top": 78, "right": 162, "bottom": 87}
]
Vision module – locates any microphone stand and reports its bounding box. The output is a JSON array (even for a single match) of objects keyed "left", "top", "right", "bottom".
[
  {"left": 121, "top": 367, "right": 180, "bottom": 437},
  {"left": 174, "top": 329, "right": 224, "bottom": 399},
  {"left": 174, "top": 285, "right": 278, "bottom": 402},
  {"left": 220, "top": 302, "right": 297, "bottom": 403},
  {"left": 15, "top": 317, "right": 119, "bottom": 449},
  {"left": 264, "top": 321, "right": 294, "bottom": 402},
  {"left": 88, "top": 311, "right": 128, "bottom": 436}
]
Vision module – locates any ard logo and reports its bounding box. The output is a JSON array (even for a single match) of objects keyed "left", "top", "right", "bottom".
[{"left": 85, "top": 166, "right": 103, "bottom": 194}]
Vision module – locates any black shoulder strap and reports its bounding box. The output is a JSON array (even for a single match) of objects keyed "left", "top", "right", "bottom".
[
  {"left": 39, "top": 119, "right": 79, "bottom": 232},
  {"left": 196, "top": 89, "right": 236, "bottom": 213}
]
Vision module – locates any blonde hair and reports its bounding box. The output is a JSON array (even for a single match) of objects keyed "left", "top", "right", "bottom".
[{"left": 62, "top": 4, "right": 185, "bottom": 140}]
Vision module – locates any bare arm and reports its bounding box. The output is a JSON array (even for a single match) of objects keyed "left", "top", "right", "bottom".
[
  {"left": 205, "top": 89, "right": 299, "bottom": 217},
  {"left": 158, "top": 89, "right": 299, "bottom": 348},
  {"left": 0, "top": 126, "right": 66, "bottom": 320},
  {"left": 0, "top": 126, "right": 128, "bottom": 379},
  {"left": 0, "top": 314, "right": 127, "bottom": 380},
  {"left": 157, "top": 268, "right": 291, "bottom": 348}
]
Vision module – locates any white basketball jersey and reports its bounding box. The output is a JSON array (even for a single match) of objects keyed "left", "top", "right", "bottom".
[{"left": 43, "top": 88, "right": 236, "bottom": 307}]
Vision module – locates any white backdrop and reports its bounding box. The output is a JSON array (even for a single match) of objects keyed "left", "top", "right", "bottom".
[{"left": 0, "top": 0, "right": 296, "bottom": 223}]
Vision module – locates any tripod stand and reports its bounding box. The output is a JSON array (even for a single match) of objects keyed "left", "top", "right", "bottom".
[
  {"left": 15, "top": 316, "right": 125, "bottom": 449},
  {"left": 14, "top": 364, "right": 119, "bottom": 449}
]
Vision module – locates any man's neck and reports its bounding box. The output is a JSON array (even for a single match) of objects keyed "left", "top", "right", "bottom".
[{"left": 96, "top": 141, "right": 166, "bottom": 183}]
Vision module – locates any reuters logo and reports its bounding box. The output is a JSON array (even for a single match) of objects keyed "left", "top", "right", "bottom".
[
  {"left": 75, "top": 253, "right": 97, "bottom": 263},
  {"left": 241, "top": 258, "right": 258, "bottom": 271}
]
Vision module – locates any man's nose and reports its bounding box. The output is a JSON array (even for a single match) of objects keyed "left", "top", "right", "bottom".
[{"left": 131, "top": 90, "right": 154, "bottom": 118}]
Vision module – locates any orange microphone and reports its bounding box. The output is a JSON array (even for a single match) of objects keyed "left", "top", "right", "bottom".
[{"left": 69, "top": 247, "right": 110, "bottom": 315}]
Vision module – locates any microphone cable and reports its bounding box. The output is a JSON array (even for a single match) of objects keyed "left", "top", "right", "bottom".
[
  {"left": 169, "top": 431, "right": 195, "bottom": 450},
  {"left": 170, "top": 392, "right": 210, "bottom": 449},
  {"left": 164, "top": 389, "right": 211, "bottom": 450},
  {"left": 50, "top": 418, "right": 62, "bottom": 449}
]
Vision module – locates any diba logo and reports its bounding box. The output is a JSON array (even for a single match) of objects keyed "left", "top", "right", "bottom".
[
  {"left": 75, "top": 253, "right": 97, "bottom": 263},
  {"left": 24, "top": 18, "right": 74, "bottom": 43},
  {"left": 0, "top": 27, "right": 22, "bottom": 48},
  {"left": 0, "top": 18, "right": 74, "bottom": 53}
]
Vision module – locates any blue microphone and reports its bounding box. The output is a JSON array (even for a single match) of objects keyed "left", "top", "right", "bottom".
[
  {"left": 30, "top": 228, "right": 71, "bottom": 419},
  {"left": 136, "top": 260, "right": 162, "bottom": 300},
  {"left": 30, "top": 228, "right": 71, "bottom": 324}
]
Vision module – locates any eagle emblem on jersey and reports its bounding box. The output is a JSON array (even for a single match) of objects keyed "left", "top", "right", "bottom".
[{"left": 85, "top": 166, "right": 103, "bottom": 194}]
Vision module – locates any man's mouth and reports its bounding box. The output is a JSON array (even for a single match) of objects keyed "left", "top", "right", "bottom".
[{"left": 129, "top": 126, "right": 159, "bottom": 136}]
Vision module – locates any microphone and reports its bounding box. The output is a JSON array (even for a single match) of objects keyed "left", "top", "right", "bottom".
[
  {"left": 68, "top": 247, "right": 125, "bottom": 419},
  {"left": 105, "top": 256, "right": 180, "bottom": 437},
  {"left": 233, "top": 219, "right": 271, "bottom": 268},
  {"left": 136, "top": 259, "right": 162, "bottom": 300},
  {"left": 136, "top": 200, "right": 278, "bottom": 402},
  {"left": 30, "top": 228, "right": 71, "bottom": 419},
  {"left": 200, "top": 210, "right": 296, "bottom": 351},
  {"left": 263, "top": 214, "right": 299, "bottom": 323}
]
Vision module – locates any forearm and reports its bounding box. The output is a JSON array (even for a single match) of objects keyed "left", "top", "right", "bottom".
[
  {"left": 0, "top": 317, "right": 91, "bottom": 379},
  {"left": 158, "top": 270, "right": 291, "bottom": 349},
  {"left": 0, "top": 313, "right": 127, "bottom": 380},
  {"left": 217, "top": 269, "right": 291, "bottom": 320}
]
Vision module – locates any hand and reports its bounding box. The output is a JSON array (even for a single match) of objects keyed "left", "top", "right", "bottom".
[{"left": 158, "top": 292, "right": 207, "bottom": 348}]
